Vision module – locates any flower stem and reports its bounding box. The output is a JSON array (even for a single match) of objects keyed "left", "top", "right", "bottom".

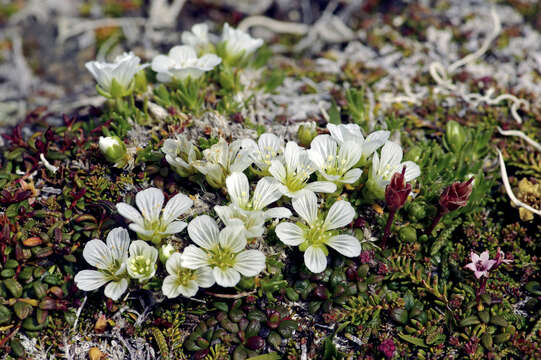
[
  {"left": 425, "top": 210, "right": 443, "bottom": 235},
  {"left": 476, "top": 277, "right": 487, "bottom": 306},
  {"left": 381, "top": 209, "right": 396, "bottom": 249}
]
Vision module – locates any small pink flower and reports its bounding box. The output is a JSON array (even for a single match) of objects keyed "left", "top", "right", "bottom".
[
  {"left": 494, "top": 248, "right": 512, "bottom": 266},
  {"left": 465, "top": 250, "right": 496, "bottom": 279}
]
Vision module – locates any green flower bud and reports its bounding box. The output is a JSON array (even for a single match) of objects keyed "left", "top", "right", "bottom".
[
  {"left": 159, "top": 243, "right": 175, "bottom": 263},
  {"left": 399, "top": 226, "right": 417, "bottom": 243},
  {"left": 297, "top": 122, "right": 317, "bottom": 147},
  {"left": 99, "top": 136, "right": 127, "bottom": 165},
  {"left": 407, "top": 202, "right": 427, "bottom": 221},
  {"left": 445, "top": 120, "right": 467, "bottom": 153}
]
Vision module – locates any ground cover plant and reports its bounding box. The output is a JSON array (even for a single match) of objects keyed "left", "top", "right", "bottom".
[{"left": 0, "top": 0, "right": 540, "bottom": 359}]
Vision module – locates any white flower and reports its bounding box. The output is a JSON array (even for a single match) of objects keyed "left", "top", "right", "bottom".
[
  {"left": 327, "top": 123, "right": 389, "bottom": 161},
  {"left": 275, "top": 192, "right": 361, "bottom": 273},
  {"left": 241, "top": 133, "right": 284, "bottom": 175},
  {"left": 74, "top": 227, "right": 130, "bottom": 301},
  {"left": 126, "top": 241, "right": 158, "bottom": 281},
  {"left": 181, "top": 215, "right": 266, "bottom": 287},
  {"left": 161, "top": 134, "right": 200, "bottom": 177},
  {"left": 308, "top": 134, "right": 363, "bottom": 184},
  {"left": 266, "top": 141, "right": 337, "bottom": 198},
  {"left": 116, "top": 188, "right": 193, "bottom": 245},
  {"left": 181, "top": 23, "right": 211, "bottom": 51},
  {"left": 85, "top": 52, "right": 146, "bottom": 98},
  {"left": 193, "top": 138, "right": 252, "bottom": 189},
  {"left": 162, "top": 252, "right": 215, "bottom": 298},
  {"left": 151, "top": 45, "right": 221, "bottom": 83},
  {"left": 214, "top": 172, "right": 291, "bottom": 238},
  {"left": 371, "top": 141, "right": 421, "bottom": 190},
  {"left": 221, "top": 23, "right": 263, "bottom": 59}
]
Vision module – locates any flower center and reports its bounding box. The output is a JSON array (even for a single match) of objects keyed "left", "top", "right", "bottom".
[
  {"left": 323, "top": 153, "right": 348, "bottom": 176},
  {"left": 475, "top": 261, "right": 487, "bottom": 271},
  {"left": 301, "top": 219, "right": 329, "bottom": 247},
  {"left": 129, "top": 255, "right": 153, "bottom": 276},
  {"left": 207, "top": 247, "right": 237, "bottom": 270},
  {"left": 174, "top": 267, "right": 198, "bottom": 286},
  {"left": 285, "top": 163, "right": 313, "bottom": 191}
]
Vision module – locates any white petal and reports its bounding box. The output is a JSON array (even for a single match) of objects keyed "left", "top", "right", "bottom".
[
  {"left": 169, "top": 45, "right": 197, "bottom": 62},
  {"left": 341, "top": 168, "right": 363, "bottom": 184},
  {"left": 233, "top": 250, "right": 266, "bottom": 277},
  {"left": 104, "top": 278, "right": 128, "bottom": 301},
  {"left": 218, "top": 226, "right": 246, "bottom": 253},
  {"left": 264, "top": 207, "right": 292, "bottom": 219},
  {"left": 304, "top": 181, "right": 337, "bottom": 194},
  {"left": 129, "top": 223, "right": 154, "bottom": 237},
  {"left": 402, "top": 161, "right": 421, "bottom": 182},
  {"left": 275, "top": 223, "right": 305, "bottom": 246},
  {"left": 252, "top": 177, "right": 282, "bottom": 210},
  {"left": 292, "top": 191, "right": 319, "bottom": 224},
  {"left": 230, "top": 153, "right": 253, "bottom": 173},
  {"left": 338, "top": 141, "right": 362, "bottom": 171},
  {"left": 106, "top": 227, "right": 130, "bottom": 260},
  {"left": 304, "top": 246, "right": 327, "bottom": 273},
  {"left": 129, "top": 240, "right": 151, "bottom": 257},
  {"left": 83, "top": 239, "right": 114, "bottom": 269},
  {"left": 164, "top": 221, "right": 187, "bottom": 235},
  {"left": 151, "top": 55, "right": 176, "bottom": 73},
  {"left": 212, "top": 267, "right": 241, "bottom": 287},
  {"left": 326, "top": 235, "right": 361, "bottom": 257},
  {"left": 195, "top": 266, "right": 215, "bottom": 288},
  {"left": 380, "top": 142, "right": 403, "bottom": 169},
  {"left": 214, "top": 205, "right": 235, "bottom": 224},
  {"left": 116, "top": 203, "right": 144, "bottom": 226},
  {"left": 162, "top": 275, "right": 182, "bottom": 298},
  {"left": 284, "top": 142, "right": 301, "bottom": 172},
  {"left": 188, "top": 215, "right": 220, "bottom": 250},
  {"left": 136, "top": 188, "right": 164, "bottom": 222},
  {"left": 162, "top": 193, "right": 193, "bottom": 224},
  {"left": 310, "top": 135, "right": 337, "bottom": 168},
  {"left": 324, "top": 200, "right": 355, "bottom": 230},
  {"left": 74, "top": 270, "right": 110, "bottom": 291},
  {"left": 268, "top": 161, "right": 286, "bottom": 182},
  {"left": 181, "top": 245, "right": 210, "bottom": 269},
  {"left": 165, "top": 252, "right": 183, "bottom": 275},
  {"left": 363, "top": 130, "right": 390, "bottom": 156},
  {"left": 178, "top": 280, "right": 199, "bottom": 298},
  {"left": 226, "top": 172, "right": 250, "bottom": 206}
]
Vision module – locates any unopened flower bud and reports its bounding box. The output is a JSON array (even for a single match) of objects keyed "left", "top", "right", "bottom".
[
  {"left": 297, "top": 122, "right": 317, "bottom": 147},
  {"left": 159, "top": 243, "right": 175, "bottom": 263},
  {"left": 439, "top": 177, "right": 474, "bottom": 214},
  {"left": 445, "top": 120, "right": 467, "bottom": 153},
  {"left": 385, "top": 166, "right": 411, "bottom": 212},
  {"left": 99, "top": 136, "right": 127, "bottom": 165}
]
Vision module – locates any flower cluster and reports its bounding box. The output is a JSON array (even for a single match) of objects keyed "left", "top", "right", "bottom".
[
  {"left": 77, "top": 25, "right": 426, "bottom": 301},
  {"left": 85, "top": 23, "right": 263, "bottom": 97}
]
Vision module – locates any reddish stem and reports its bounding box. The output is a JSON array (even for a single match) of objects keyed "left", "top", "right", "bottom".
[
  {"left": 476, "top": 277, "right": 488, "bottom": 305},
  {"left": 381, "top": 209, "right": 396, "bottom": 249},
  {"left": 425, "top": 210, "right": 443, "bottom": 235}
]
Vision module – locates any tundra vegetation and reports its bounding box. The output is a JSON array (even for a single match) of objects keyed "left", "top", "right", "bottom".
[{"left": 0, "top": 1, "right": 539, "bottom": 359}]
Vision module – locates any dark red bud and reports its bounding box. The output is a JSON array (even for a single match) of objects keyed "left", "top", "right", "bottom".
[
  {"left": 439, "top": 177, "right": 474, "bottom": 214},
  {"left": 385, "top": 167, "right": 411, "bottom": 212}
]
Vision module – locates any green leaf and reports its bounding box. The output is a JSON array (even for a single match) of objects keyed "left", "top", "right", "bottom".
[
  {"left": 248, "top": 353, "right": 281, "bottom": 360},
  {"left": 328, "top": 100, "right": 341, "bottom": 124},
  {"left": 398, "top": 333, "right": 427, "bottom": 347}
]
